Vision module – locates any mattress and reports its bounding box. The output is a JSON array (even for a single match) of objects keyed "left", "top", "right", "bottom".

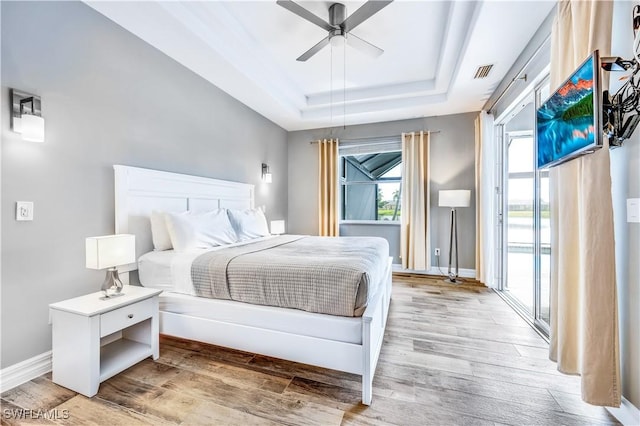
[{"left": 159, "top": 291, "right": 363, "bottom": 344}]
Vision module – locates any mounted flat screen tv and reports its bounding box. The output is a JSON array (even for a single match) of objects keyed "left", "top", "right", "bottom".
[{"left": 536, "top": 50, "right": 602, "bottom": 169}]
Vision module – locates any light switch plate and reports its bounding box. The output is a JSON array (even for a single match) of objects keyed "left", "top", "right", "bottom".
[
  {"left": 16, "top": 201, "right": 34, "bottom": 221},
  {"left": 628, "top": 198, "right": 640, "bottom": 223}
]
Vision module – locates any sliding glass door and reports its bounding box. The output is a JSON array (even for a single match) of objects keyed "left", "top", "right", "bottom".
[
  {"left": 504, "top": 127, "right": 535, "bottom": 315},
  {"left": 498, "top": 78, "right": 551, "bottom": 334}
]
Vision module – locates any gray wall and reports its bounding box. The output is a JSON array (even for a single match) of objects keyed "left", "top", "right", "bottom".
[
  {"left": 610, "top": 0, "right": 640, "bottom": 409},
  {"left": 288, "top": 113, "right": 477, "bottom": 269},
  {"left": 1, "top": 2, "right": 287, "bottom": 368}
]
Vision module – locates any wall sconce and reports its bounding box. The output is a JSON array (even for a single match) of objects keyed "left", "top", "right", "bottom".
[
  {"left": 262, "top": 163, "right": 272, "bottom": 183},
  {"left": 11, "top": 89, "right": 45, "bottom": 142},
  {"left": 11, "top": 89, "right": 45, "bottom": 143}
]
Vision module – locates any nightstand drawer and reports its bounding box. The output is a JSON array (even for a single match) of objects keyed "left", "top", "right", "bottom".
[{"left": 100, "top": 298, "right": 153, "bottom": 337}]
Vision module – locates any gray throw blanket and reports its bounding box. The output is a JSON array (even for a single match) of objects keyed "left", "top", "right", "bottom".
[{"left": 191, "top": 235, "right": 389, "bottom": 317}]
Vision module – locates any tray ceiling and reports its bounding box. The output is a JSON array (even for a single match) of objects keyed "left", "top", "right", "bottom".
[{"left": 86, "top": 1, "right": 555, "bottom": 131}]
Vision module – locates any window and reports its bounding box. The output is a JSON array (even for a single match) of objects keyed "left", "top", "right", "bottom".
[{"left": 340, "top": 151, "right": 402, "bottom": 222}]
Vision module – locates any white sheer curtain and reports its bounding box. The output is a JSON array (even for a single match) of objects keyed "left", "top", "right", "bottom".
[
  {"left": 475, "top": 111, "right": 496, "bottom": 287},
  {"left": 549, "top": 0, "right": 620, "bottom": 407},
  {"left": 400, "top": 131, "right": 430, "bottom": 270}
]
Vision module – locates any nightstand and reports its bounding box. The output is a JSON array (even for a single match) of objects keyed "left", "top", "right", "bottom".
[{"left": 49, "top": 286, "right": 162, "bottom": 397}]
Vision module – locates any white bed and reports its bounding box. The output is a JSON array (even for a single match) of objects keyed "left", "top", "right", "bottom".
[{"left": 113, "top": 165, "right": 392, "bottom": 405}]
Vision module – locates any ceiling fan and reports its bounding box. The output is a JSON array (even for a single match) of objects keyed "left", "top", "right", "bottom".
[{"left": 276, "top": 0, "right": 393, "bottom": 62}]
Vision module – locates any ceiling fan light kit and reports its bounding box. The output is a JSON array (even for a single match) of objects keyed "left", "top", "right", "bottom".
[{"left": 277, "top": 0, "right": 393, "bottom": 61}]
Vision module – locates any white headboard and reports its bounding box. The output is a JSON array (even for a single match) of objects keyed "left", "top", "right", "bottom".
[{"left": 114, "top": 165, "right": 255, "bottom": 269}]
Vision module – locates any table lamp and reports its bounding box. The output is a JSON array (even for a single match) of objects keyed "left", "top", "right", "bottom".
[
  {"left": 270, "top": 220, "right": 285, "bottom": 235},
  {"left": 86, "top": 234, "right": 136, "bottom": 298},
  {"left": 439, "top": 190, "right": 470, "bottom": 284}
]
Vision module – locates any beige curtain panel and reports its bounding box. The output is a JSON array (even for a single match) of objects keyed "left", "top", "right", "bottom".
[
  {"left": 475, "top": 114, "right": 485, "bottom": 284},
  {"left": 549, "top": 0, "right": 620, "bottom": 407},
  {"left": 318, "top": 139, "right": 339, "bottom": 237},
  {"left": 401, "top": 131, "right": 430, "bottom": 270}
]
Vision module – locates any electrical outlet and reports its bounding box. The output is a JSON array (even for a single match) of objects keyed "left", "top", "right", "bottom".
[
  {"left": 435, "top": 248, "right": 440, "bottom": 256},
  {"left": 16, "top": 201, "right": 34, "bottom": 221},
  {"left": 628, "top": 198, "right": 640, "bottom": 223}
]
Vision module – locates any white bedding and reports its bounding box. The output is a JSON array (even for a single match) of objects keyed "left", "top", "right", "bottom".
[
  {"left": 137, "top": 236, "right": 275, "bottom": 294},
  {"left": 139, "top": 235, "right": 385, "bottom": 340},
  {"left": 138, "top": 235, "right": 385, "bottom": 309}
]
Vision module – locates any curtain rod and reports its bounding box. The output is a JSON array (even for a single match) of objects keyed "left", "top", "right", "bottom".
[
  {"left": 486, "top": 33, "right": 551, "bottom": 114},
  {"left": 309, "top": 130, "right": 441, "bottom": 144}
]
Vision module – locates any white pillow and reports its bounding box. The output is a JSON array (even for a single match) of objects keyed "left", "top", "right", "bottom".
[
  {"left": 150, "top": 210, "right": 186, "bottom": 251},
  {"left": 165, "top": 209, "right": 237, "bottom": 251},
  {"left": 227, "top": 208, "right": 270, "bottom": 241}
]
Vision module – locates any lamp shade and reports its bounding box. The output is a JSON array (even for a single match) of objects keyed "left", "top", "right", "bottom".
[
  {"left": 86, "top": 234, "right": 136, "bottom": 270},
  {"left": 439, "top": 190, "right": 471, "bottom": 208},
  {"left": 21, "top": 114, "right": 45, "bottom": 142},
  {"left": 270, "top": 220, "right": 285, "bottom": 235}
]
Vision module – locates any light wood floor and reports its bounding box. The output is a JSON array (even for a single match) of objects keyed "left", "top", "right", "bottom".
[{"left": 1, "top": 276, "right": 619, "bottom": 425}]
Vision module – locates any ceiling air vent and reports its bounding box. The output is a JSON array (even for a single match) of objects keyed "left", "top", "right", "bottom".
[{"left": 474, "top": 64, "right": 494, "bottom": 79}]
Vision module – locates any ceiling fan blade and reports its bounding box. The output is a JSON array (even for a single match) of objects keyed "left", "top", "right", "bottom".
[
  {"left": 346, "top": 33, "right": 384, "bottom": 58},
  {"left": 297, "top": 36, "right": 331, "bottom": 61},
  {"left": 342, "top": 0, "right": 393, "bottom": 32},
  {"left": 276, "top": 0, "right": 333, "bottom": 32}
]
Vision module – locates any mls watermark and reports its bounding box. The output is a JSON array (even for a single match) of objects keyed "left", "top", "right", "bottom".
[{"left": 2, "top": 408, "right": 70, "bottom": 420}]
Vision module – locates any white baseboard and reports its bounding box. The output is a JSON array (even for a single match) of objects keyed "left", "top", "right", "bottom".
[
  {"left": 392, "top": 264, "right": 476, "bottom": 279},
  {"left": 606, "top": 396, "right": 640, "bottom": 426},
  {"left": 0, "top": 351, "right": 52, "bottom": 393}
]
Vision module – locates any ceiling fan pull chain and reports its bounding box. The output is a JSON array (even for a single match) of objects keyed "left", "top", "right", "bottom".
[
  {"left": 330, "top": 42, "right": 334, "bottom": 136},
  {"left": 344, "top": 38, "right": 347, "bottom": 130}
]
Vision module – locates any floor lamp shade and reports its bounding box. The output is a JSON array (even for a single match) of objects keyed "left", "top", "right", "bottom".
[{"left": 439, "top": 190, "right": 471, "bottom": 208}]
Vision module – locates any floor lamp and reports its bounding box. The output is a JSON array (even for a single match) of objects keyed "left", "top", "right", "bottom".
[{"left": 439, "top": 190, "right": 471, "bottom": 284}]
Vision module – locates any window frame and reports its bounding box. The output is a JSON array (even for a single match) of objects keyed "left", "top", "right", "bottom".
[{"left": 339, "top": 152, "right": 402, "bottom": 224}]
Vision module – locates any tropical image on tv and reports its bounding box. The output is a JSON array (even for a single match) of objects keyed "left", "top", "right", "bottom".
[{"left": 537, "top": 53, "right": 599, "bottom": 168}]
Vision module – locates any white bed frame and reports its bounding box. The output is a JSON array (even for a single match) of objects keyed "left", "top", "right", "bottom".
[{"left": 113, "top": 165, "right": 392, "bottom": 405}]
